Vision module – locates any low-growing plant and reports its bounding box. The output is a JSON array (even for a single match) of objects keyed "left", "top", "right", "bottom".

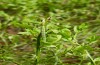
[{"left": 0, "top": 0, "right": 100, "bottom": 65}]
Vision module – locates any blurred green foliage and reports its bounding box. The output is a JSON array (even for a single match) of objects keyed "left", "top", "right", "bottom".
[{"left": 0, "top": 0, "right": 100, "bottom": 65}]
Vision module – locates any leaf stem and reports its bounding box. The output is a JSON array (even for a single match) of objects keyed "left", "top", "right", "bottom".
[
  {"left": 35, "top": 33, "right": 41, "bottom": 65},
  {"left": 42, "top": 18, "right": 46, "bottom": 42},
  {"left": 85, "top": 50, "right": 96, "bottom": 65}
]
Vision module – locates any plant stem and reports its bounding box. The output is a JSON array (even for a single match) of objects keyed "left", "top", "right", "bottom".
[
  {"left": 35, "top": 18, "right": 46, "bottom": 65},
  {"left": 85, "top": 50, "right": 96, "bottom": 65},
  {"left": 35, "top": 33, "right": 41, "bottom": 65},
  {"left": 42, "top": 18, "right": 46, "bottom": 42}
]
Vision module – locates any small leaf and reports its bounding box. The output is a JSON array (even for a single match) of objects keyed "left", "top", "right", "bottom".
[{"left": 74, "top": 26, "right": 78, "bottom": 33}]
